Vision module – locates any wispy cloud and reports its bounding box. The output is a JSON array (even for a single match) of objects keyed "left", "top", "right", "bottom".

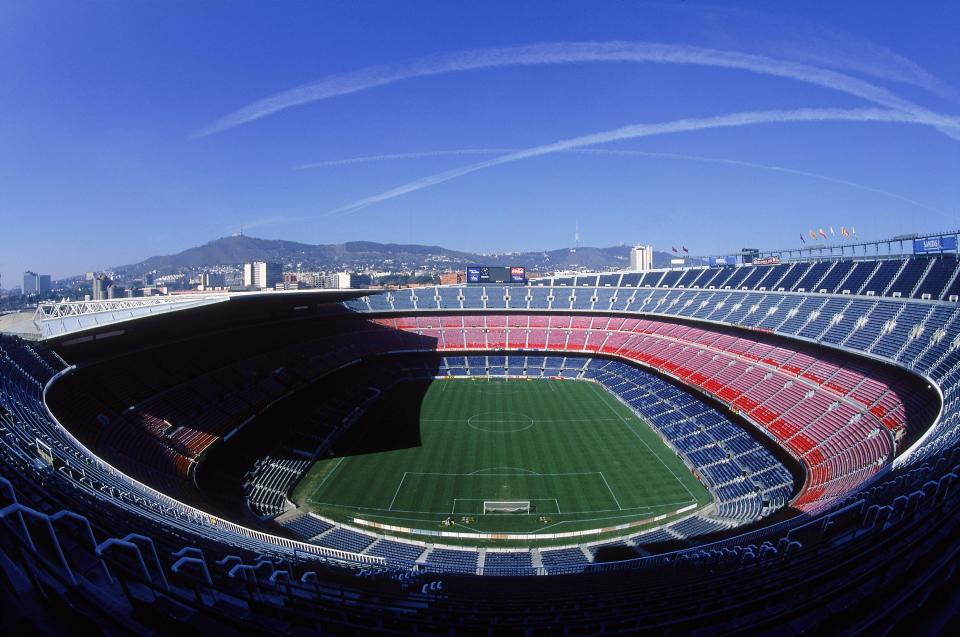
[
  {"left": 321, "top": 107, "right": 957, "bottom": 218},
  {"left": 196, "top": 41, "right": 960, "bottom": 139},
  {"left": 296, "top": 147, "right": 951, "bottom": 218}
]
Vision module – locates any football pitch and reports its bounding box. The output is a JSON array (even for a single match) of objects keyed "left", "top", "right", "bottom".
[{"left": 291, "top": 378, "right": 711, "bottom": 545}]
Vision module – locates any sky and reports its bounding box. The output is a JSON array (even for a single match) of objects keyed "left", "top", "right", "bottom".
[{"left": 1, "top": 1, "right": 959, "bottom": 280}]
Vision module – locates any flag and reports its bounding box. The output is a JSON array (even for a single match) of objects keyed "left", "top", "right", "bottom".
[
  {"left": 830, "top": 226, "right": 835, "bottom": 236},
  {"left": 819, "top": 228, "right": 827, "bottom": 238},
  {"left": 851, "top": 226, "right": 857, "bottom": 236},
  {"left": 672, "top": 246, "right": 678, "bottom": 253},
  {"left": 841, "top": 227, "right": 849, "bottom": 237},
  {"left": 809, "top": 230, "right": 817, "bottom": 240},
  {"left": 682, "top": 246, "right": 689, "bottom": 253},
  {"left": 800, "top": 233, "right": 806, "bottom": 243}
]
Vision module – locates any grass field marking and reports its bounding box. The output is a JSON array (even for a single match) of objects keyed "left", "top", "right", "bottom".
[
  {"left": 308, "top": 496, "right": 696, "bottom": 521},
  {"left": 306, "top": 456, "right": 346, "bottom": 504},
  {"left": 587, "top": 382, "right": 698, "bottom": 502},
  {"left": 451, "top": 497, "right": 561, "bottom": 515},
  {"left": 421, "top": 417, "right": 620, "bottom": 424},
  {"left": 542, "top": 417, "right": 621, "bottom": 423},
  {"left": 534, "top": 500, "right": 697, "bottom": 532},
  {"left": 400, "top": 471, "right": 622, "bottom": 516},
  {"left": 309, "top": 501, "right": 466, "bottom": 515},
  {"left": 598, "top": 471, "right": 623, "bottom": 510},
  {"left": 404, "top": 470, "right": 607, "bottom": 477},
  {"left": 469, "top": 467, "right": 540, "bottom": 475},
  {"left": 466, "top": 411, "right": 535, "bottom": 433},
  {"left": 387, "top": 472, "right": 408, "bottom": 511},
  {"left": 438, "top": 384, "right": 554, "bottom": 395},
  {"left": 299, "top": 378, "right": 708, "bottom": 544}
]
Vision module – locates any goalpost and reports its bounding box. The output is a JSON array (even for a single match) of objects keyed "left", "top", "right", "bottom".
[{"left": 483, "top": 500, "right": 531, "bottom": 514}]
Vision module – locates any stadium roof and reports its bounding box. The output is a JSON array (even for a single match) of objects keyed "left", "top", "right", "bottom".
[{"left": 6, "top": 289, "right": 367, "bottom": 342}]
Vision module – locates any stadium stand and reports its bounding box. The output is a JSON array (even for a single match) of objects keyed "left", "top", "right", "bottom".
[{"left": 3, "top": 249, "right": 960, "bottom": 634}]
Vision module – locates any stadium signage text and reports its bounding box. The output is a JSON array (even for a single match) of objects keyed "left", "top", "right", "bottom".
[
  {"left": 467, "top": 266, "right": 527, "bottom": 284},
  {"left": 913, "top": 236, "right": 958, "bottom": 254}
]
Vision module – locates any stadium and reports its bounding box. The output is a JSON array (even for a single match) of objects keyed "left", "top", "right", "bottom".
[{"left": 3, "top": 233, "right": 960, "bottom": 634}]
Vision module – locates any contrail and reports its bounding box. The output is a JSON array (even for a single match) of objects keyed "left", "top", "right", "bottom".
[
  {"left": 296, "top": 147, "right": 951, "bottom": 218},
  {"left": 645, "top": 3, "right": 959, "bottom": 100},
  {"left": 582, "top": 149, "right": 954, "bottom": 219},
  {"left": 322, "top": 107, "right": 957, "bottom": 218},
  {"left": 195, "top": 41, "right": 960, "bottom": 139},
  {"left": 296, "top": 149, "right": 515, "bottom": 169}
]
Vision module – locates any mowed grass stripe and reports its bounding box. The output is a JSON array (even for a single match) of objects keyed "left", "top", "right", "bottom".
[
  {"left": 292, "top": 378, "right": 711, "bottom": 544},
  {"left": 586, "top": 381, "right": 706, "bottom": 502}
]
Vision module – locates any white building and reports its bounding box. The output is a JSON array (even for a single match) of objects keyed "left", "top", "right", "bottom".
[
  {"left": 243, "top": 262, "right": 282, "bottom": 289},
  {"left": 317, "top": 272, "right": 352, "bottom": 289},
  {"left": 630, "top": 245, "right": 654, "bottom": 272}
]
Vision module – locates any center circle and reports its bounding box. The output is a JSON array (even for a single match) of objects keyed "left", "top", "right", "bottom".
[{"left": 466, "top": 412, "right": 535, "bottom": 433}]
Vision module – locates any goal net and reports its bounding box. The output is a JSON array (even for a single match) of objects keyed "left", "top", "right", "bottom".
[{"left": 483, "top": 500, "right": 531, "bottom": 514}]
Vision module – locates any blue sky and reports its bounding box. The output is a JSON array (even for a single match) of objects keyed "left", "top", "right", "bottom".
[{"left": 1, "top": 1, "right": 959, "bottom": 279}]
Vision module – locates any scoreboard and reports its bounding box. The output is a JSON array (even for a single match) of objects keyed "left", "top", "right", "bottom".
[{"left": 466, "top": 266, "right": 526, "bottom": 284}]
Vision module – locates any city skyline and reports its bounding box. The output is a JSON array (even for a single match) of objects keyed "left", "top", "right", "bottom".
[{"left": 1, "top": 1, "right": 959, "bottom": 279}]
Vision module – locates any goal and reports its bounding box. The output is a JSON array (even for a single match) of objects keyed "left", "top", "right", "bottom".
[{"left": 483, "top": 500, "right": 531, "bottom": 514}]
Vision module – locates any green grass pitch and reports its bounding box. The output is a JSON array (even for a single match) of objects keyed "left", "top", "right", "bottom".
[{"left": 291, "top": 378, "right": 711, "bottom": 546}]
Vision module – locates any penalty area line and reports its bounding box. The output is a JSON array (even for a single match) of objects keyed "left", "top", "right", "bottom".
[
  {"left": 387, "top": 472, "right": 408, "bottom": 511},
  {"left": 599, "top": 471, "right": 623, "bottom": 510},
  {"left": 308, "top": 456, "right": 346, "bottom": 505},
  {"left": 588, "top": 382, "right": 697, "bottom": 501}
]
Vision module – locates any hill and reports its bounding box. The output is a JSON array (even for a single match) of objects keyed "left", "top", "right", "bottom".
[{"left": 112, "top": 235, "right": 683, "bottom": 275}]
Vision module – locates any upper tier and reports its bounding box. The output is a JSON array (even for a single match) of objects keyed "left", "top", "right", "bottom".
[{"left": 544, "top": 254, "right": 960, "bottom": 301}]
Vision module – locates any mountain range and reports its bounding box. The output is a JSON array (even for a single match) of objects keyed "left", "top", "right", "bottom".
[{"left": 111, "top": 235, "right": 686, "bottom": 276}]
